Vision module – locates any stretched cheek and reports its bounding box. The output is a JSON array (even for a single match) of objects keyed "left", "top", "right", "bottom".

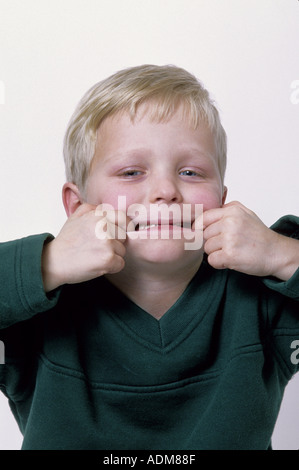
[
  {"left": 97, "top": 191, "right": 139, "bottom": 213},
  {"left": 203, "top": 196, "right": 222, "bottom": 211},
  {"left": 192, "top": 190, "right": 223, "bottom": 212}
]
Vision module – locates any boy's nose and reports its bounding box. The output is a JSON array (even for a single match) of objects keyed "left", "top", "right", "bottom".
[{"left": 148, "top": 176, "right": 183, "bottom": 204}]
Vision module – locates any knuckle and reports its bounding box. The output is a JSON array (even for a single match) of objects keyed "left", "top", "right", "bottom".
[
  {"left": 203, "top": 240, "right": 212, "bottom": 255},
  {"left": 225, "top": 213, "right": 238, "bottom": 227},
  {"left": 222, "top": 244, "right": 235, "bottom": 261},
  {"left": 118, "top": 242, "right": 126, "bottom": 257},
  {"left": 208, "top": 252, "right": 225, "bottom": 270},
  {"left": 101, "top": 244, "right": 115, "bottom": 265}
]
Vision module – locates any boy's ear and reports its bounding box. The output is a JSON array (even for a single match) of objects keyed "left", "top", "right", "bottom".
[
  {"left": 221, "top": 186, "right": 228, "bottom": 206},
  {"left": 62, "top": 182, "right": 83, "bottom": 217}
]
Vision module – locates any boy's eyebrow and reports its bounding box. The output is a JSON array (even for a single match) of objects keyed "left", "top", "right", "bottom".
[
  {"left": 101, "top": 146, "right": 213, "bottom": 162},
  {"left": 108, "top": 148, "right": 152, "bottom": 160},
  {"left": 177, "top": 146, "right": 214, "bottom": 159},
  {"left": 97, "top": 148, "right": 153, "bottom": 169}
]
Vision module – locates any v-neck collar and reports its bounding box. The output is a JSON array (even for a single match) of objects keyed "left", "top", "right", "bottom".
[{"left": 98, "top": 258, "right": 226, "bottom": 351}]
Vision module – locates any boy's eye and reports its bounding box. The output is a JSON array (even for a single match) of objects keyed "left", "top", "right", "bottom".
[
  {"left": 119, "top": 169, "right": 143, "bottom": 177},
  {"left": 179, "top": 169, "right": 201, "bottom": 177}
]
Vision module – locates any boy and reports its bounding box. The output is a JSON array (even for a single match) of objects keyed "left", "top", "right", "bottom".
[{"left": 0, "top": 64, "right": 299, "bottom": 450}]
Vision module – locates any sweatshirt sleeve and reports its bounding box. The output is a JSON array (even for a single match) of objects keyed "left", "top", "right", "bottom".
[
  {"left": 258, "top": 215, "right": 299, "bottom": 378},
  {"left": 0, "top": 234, "right": 61, "bottom": 329},
  {"left": 262, "top": 215, "right": 299, "bottom": 300}
]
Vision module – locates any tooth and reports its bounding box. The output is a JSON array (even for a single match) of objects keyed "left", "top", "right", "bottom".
[{"left": 138, "top": 224, "right": 160, "bottom": 230}]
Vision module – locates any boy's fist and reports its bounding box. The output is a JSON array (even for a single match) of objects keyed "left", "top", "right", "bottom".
[
  {"left": 201, "top": 201, "right": 297, "bottom": 280},
  {"left": 42, "top": 203, "right": 129, "bottom": 292}
]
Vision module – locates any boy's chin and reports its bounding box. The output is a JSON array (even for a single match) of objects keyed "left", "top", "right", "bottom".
[{"left": 125, "top": 238, "right": 201, "bottom": 267}]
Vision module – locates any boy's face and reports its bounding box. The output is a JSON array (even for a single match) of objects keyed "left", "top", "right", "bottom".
[{"left": 84, "top": 104, "right": 227, "bottom": 270}]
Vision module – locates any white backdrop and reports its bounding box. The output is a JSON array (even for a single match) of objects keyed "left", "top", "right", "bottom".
[{"left": 0, "top": 0, "right": 298, "bottom": 450}]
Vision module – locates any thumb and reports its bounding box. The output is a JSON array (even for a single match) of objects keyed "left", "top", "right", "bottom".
[{"left": 191, "top": 212, "right": 205, "bottom": 231}]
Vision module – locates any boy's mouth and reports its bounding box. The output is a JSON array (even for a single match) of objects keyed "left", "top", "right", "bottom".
[{"left": 134, "top": 220, "right": 193, "bottom": 231}]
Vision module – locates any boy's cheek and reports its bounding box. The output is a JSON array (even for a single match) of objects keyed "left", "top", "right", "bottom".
[
  {"left": 84, "top": 187, "right": 131, "bottom": 209},
  {"left": 86, "top": 185, "right": 223, "bottom": 219},
  {"left": 192, "top": 192, "right": 223, "bottom": 212},
  {"left": 187, "top": 181, "right": 224, "bottom": 211}
]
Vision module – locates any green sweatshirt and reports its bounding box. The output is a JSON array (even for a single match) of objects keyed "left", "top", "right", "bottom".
[{"left": 1, "top": 216, "right": 299, "bottom": 450}]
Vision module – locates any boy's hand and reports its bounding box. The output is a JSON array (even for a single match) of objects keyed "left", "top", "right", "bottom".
[
  {"left": 42, "top": 204, "right": 128, "bottom": 292},
  {"left": 201, "top": 201, "right": 299, "bottom": 281}
]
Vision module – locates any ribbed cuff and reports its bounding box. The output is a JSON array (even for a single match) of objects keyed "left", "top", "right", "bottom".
[
  {"left": 0, "top": 234, "right": 61, "bottom": 329},
  {"left": 263, "top": 215, "right": 299, "bottom": 300}
]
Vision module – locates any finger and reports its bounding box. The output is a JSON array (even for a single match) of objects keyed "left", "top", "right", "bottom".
[
  {"left": 107, "top": 212, "right": 131, "bottom": 241},
  {"left": 95, "top": 218, "right": 127, "bottom": 241},
  {"left": 222, "top": 200, "right": 243, "bottom": 208},
  {"left": 102, "top": 240, "right": 126, "bottom": 273},
  {"left": 192, "top": 207, "right": 224, "bottom": 231},
  {"left": 203, "top": 202, "right": 254, "bottom": 229},
  {"left": 105, "top": 253, "right": 126, "bottom": 274},
  {"left": 204, "top": 234, "right": 223, "bottom": 256},
  {"left": 201, "top": 207, "right": 225, "bottom": 229},
  {"left": 191, "top": 213, "right": 205, "bottom": 231},
  {"left": 203, "top": 219, "right": 222, "bottom": 241},
  {"left": 111, "top": 239, "right": 126, "bottom": 258},
  {"left": 126, "top": 218, "right": 137, "bottom": 233},
  {"left": 206, "top": 250, "right": 227, "bottom": 270},
  {"left": 95, "top": 206, "right": 132, "bottom": 231},
  {"left": 94, "top": 207, "right": 129, "bottom": 241},
  {"left": 106, "top": 222, "right": 126, "bottom": 241},
  {"left": 108, "top": 210, "right": 128, "bottom": 228},
  {"left": 223, "top": 201, "right": 255, "bottom": 217}
]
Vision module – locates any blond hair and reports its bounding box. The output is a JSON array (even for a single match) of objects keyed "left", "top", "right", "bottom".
[{"left": 63, "top": 64, "right": 227, "bottom": 192}]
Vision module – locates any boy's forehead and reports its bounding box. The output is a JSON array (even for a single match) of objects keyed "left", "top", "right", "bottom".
[
  {"left": 108, "top": 100, "right": 198, "bottom": 125},
  {"left": 96, "top": 104, "right": 215, "bottom": 149},
  {"left": 91, "top": 109, "right": 218, "bottom": 177}
]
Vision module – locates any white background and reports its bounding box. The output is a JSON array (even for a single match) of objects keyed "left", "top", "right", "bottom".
[{"left": 0, "top": 0, "right": 298, "bottom": 450}]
